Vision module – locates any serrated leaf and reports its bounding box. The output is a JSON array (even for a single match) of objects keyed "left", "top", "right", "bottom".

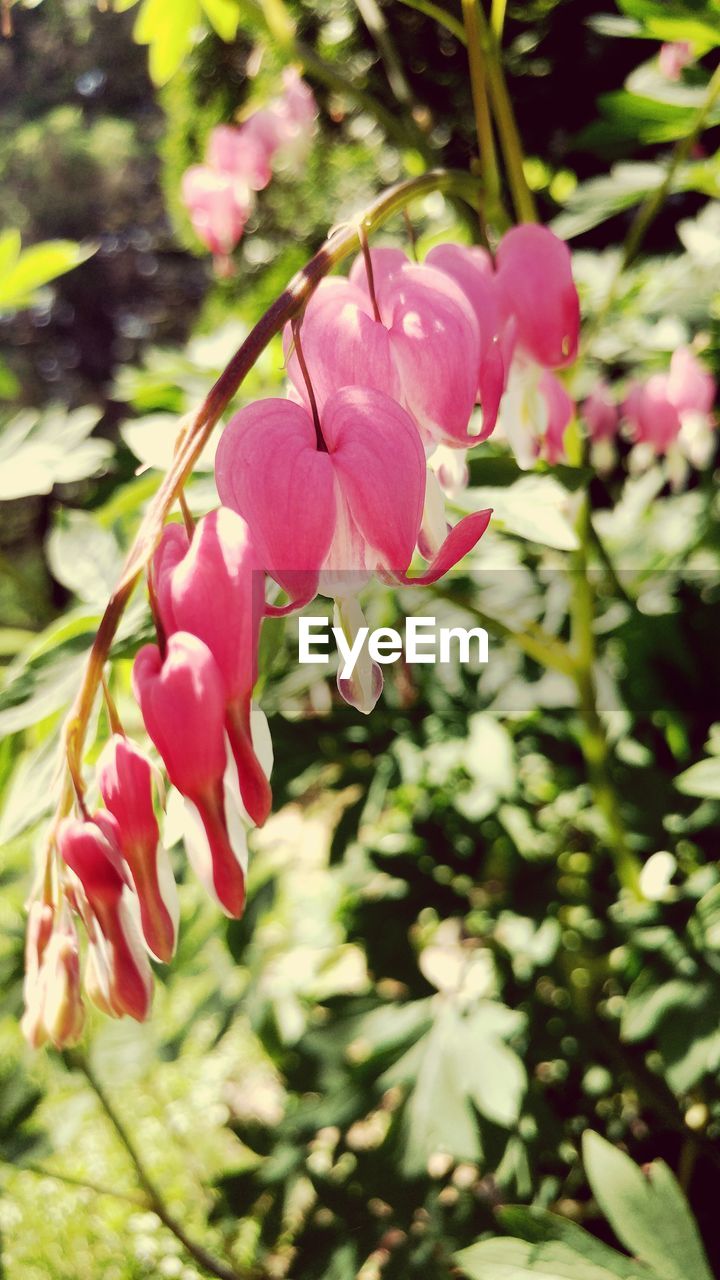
[
  {"left": 499, "top": 1207, "right": 660, "bottom": 1280},
  {"left": 582, "top": 1131, "right": 714, "bottom": 1280},
  {"left": 455, "top": 1236, "right": 634, "bottom": 1280}
]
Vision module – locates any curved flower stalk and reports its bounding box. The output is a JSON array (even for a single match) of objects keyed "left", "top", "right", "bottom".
[{"left": 22, "top": 170, "right": 489, "bottom": 1046}]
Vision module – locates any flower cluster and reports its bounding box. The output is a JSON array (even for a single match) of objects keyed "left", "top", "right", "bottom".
[
  {"left": 181, "top": 69, "right": 317, "bottom": 268},
  {"left": 22, "top": 222, "right": 582, "bottom": 1045},
  {"left": 583, "top": 347, "right": 717, "bottom": 485}
]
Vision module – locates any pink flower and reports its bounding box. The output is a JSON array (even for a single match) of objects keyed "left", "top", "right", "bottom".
[
  {"left": 207, "top": 124, "right": 273, "bottom": 191},
  {"left": 132, "top": 633, "right": 249, "bottom": 917},
  {"left": 659, "top": 41, "right": 693, "bottom": 81},
  {"left": 215, "top": 387, "right": 492, "bottom": 611},
  {"left": 425, "top": 242, "right": 506, "bottom": 439},
  {"left": 152, "top": 509, "right": 271, "bottom": 828},
  {"left": 58, "top": 815, "right": 153, "bottom": 1023},
  {"left": 495, "top": 224, "right": 580, "bottom": 370},
  {"left": 244, "top": 68, "right": 318, "bottom": 167},
  {"left": 286, "top": 253, "right": 483, "bottom": 450},
  {"left": 623, "top": 347, "right": 716, "bottom": 456},
  {"left": 583, "top": 381, "right": 618, "bottom": 442},
  {"left": 180, "top": 166, "right": 253, "bottom": 257},
  {"left": 21, "top": 904, "right": 85, "bottom": 1050},
  {"left": 540, "top": 372, "right": 574, "bottom": 465},
  {"left": 97, "top": 734, "right": 178, "bottom": 963}
]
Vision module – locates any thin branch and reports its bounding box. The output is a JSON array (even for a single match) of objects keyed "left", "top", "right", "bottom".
[
  {"left": 461, "top": 0, "right": 502, "bottom": 221},
  {"left": 396, "top": 0, "right": 466, "bottom": 43},
  {"left": 70, "top": 1053, "right": 247, "bottom": 1280},
  {"left": 3, "top": 1159, "right": 147, "bottom": 1205},
  {"left": 473, "top": 2, "right": 537, "bottom": 223},
  {"left": 620, "top": 61, "right": 720, "bottom": 271}
]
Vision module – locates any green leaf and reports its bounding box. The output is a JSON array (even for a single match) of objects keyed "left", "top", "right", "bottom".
[
  {"left": 499, "top": 1207, "right": 660, "bottom": 1280},
  {"left": 393, "top": 1004, "right": 482, "bottom": 1174},
  {"left": 134, "top": 0, "right": 201, "bottom": 85},
  {"left": 0, "top": 405, "right": 110, "bottom": 499},
  {"left": 46, "top": 511, "right": 122, "bottom": 607},
  {"left": 582, "top": 1131, "right": 714, "bottom": 1280},
  {"left": 0, "top": 239, "right": 95, "bottom": 312},
  {"left": 460, "top": 476, "right": 579, "bottom": 551},
  {"left": 200, "top": 0, "right": 241, "bottom": 40},
  {"left": 460, "top": 1005, "right": 527, "bottom": 1127},
  {"left": 675, "top": 755, "right": 720, "bottom": 799},
  {"left": 455, "top": 1237, "right": 634, "bottom": 1280}
]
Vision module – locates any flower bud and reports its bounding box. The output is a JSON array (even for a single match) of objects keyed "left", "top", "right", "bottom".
[{"left": 97, "top": 734, "right": 179, "bottom": 963}]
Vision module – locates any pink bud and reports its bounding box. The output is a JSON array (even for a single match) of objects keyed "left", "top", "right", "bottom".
[
  {"left": 58, "top": 816, "right": 152, "bottom": 1022},
  {"left": 495, "top": 224, "right": 580, "bottom": 369},
  {"left": 97, "top": 735, "right": 178, "bottom": 963},
  {"left": 623, "top": 376, "right": 681, "bottom": 454},
  {"left": 666, "top": 346, "right": 715, "bottom": 417},
  {"left": 539, "top": 372, "right": 574, "bottom": 465},
  {"left": 22, "top": 912, "right": 85, "bottom": 1050},
  {"left": 132, "top": 635, "right": 247, "bottom": 916},
  {"left": 659, "top": 41, "right": 693, "bottom": 81},
  {"left": 583, "top": 381, "right": 618, "bottom": 442},
  {"left": 180, "top": 165, "right": 253, "bottom": 257}
]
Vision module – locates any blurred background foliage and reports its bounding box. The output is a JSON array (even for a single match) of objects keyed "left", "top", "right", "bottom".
[{"left": 1, "top": 0, "right": 720, "bottom": 1278}]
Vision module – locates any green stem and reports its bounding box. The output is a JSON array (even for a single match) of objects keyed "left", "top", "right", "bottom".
[
  {"left": 490, "top": 0, "right": 506, "bottom": 39},
  {"left": 473, "top": 2, "right": 537, "bottom": 223},
  {"left": 396, "top": 0, "right": 466, "bottom": 43},
  {"left": 430, "top": 585, "right": 577, "bottom": 677},
  {"left": 461, "top": 0, "right": 503, "bottom": 222},
  {"left": 620, "top": 61, "right": 720, "bottom": 271},
  {"left": 3, "top": 1159, "right": 146, "bottom": 1205},
  {"left": 570, "top": 489, "right": 642, "bottom": 898},
  {"left": 352, "top": 0, "right": 416, "bottom": 108},
  {"left": 71, "top": 1054, "right": 247, "bottom": 1280}
]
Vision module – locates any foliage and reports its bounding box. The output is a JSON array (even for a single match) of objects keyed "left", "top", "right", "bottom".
[{"left": 1, "top": 0, "right": 720, "bottom": 1279}]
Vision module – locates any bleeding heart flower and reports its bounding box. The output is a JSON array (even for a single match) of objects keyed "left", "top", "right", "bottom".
[
  {"left": 97, "top": 734, "right": 178, "bottom": 963},
  {"left": 495, "top": 224, "right": 580, "bottom": 370},
  {"left": 21, "top": 904, "right": 85, "bottom": 1050},
  {"left": 215, "top": 387, "right": 492, "bottom": 611},
  {"left": 58, "top": 814, "right": 153, "bottom": 1023},
  {"left": 498, "top": 361, "right": 574, "bottom": 469},
  {"left": 287, "top": 253, "right": 483, "bottom": 450},
  {"left": 207, "top": 124, "right": 273, "bottom": 191},
  {"left": 425, "top": 242, "right": 506, "bottom": 439},
  {"left": 181, "top": 165, "right": 253, "bottom": 258},
  {"left": 152, "top": 509, "right": 271, "bottom": 828},
  {"left": 132, "top": 633, "right": 249, "bottom": 917},
  {"left": 583, "top": 381, "right": 618, "bottom": 442}
]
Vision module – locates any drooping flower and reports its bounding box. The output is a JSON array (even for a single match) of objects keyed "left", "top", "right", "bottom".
[
  {"left": 494, "top": 224, "right": 580, "bottom": 371},
  {"left": 151, "top": 509, "right": 271, "bottom": 827},
  {"left": 58, "top": 814, "right": 153, "bottom": 1022},
  {"left": 180, "top": 166, "right": 254, "bottom": 259},
  {"left": 497, "top": 362, "right": 574, "bottom": 469},
  {"left": 21, "top": 903, "right": 85, "bottom": 1050},
  {"left": 97, "top": 734, "right": 178, "bottom": 963},
  {"left": 286, "top": 253, "right": 485, "bottom": 450},
  {"left": 583, "top": 381, "right": 619, "bottom": 443},
  {"left": 132, "top": 633, "right": 249, "bottom": 917},
  {"left": 206, "top": 124, "right": 274, "bottom": 192},
  {"left": 215, "top": 387, "right": 492, "bottom": 613},
  {"left": 623, "top": 347, "right": 716, "bottom": 457}
]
